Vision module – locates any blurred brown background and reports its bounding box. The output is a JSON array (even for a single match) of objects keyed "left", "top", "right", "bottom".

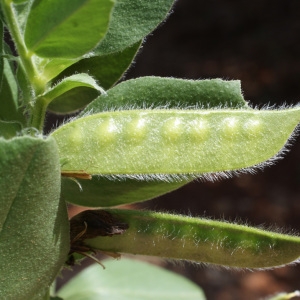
[
  {"left": 125, "top": 0, "right": 300, "bottom": 299},
  {"left": 61, "top": 1, "right": 300, "bottom": 299}
]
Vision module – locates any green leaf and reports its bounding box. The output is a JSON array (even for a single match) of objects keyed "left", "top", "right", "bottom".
[
  {"left": 54, "top": 41, "right": 142, "bottom": 90},
  {"left": 2, "top": 58, "right": 17, "bottom": 105},
  {"left": 14, "top": 1, "right": 80, "bottom": 83},
  {"left": 0, "top": 120, "right": 22, "bottom": 138},
  {"left": 61, "top": 177, "right": 188, "bottom": 207},
  {"left": 51, "top": 107, "right": 300, "bottom": 177},
  {"left": 38, "top": 73, "right": 105, "bottom": 113},
  {"left": 46, "top": 73, "right": 105, "bottom": 114},
  {"left": 24, "top": 0, "right": 114, "bottom": 58},
  {"left": 57, "top": 258, "right": 206, "bottom": 300},
  {"left": 82, "top": 77, "right": 248, "bottom": 115},
  {"left": 95, "top": 0, "right": 175, "bottom": 55},
  {"left": 0, "top": 136, "right": 69, "bottom": 299},
  {"left": 48, "top": 87, "right": 99, "bottom": 114},
  {"left": 86, "top": 209, "right": 300, "bottom": 269},
  {"left": 0, "top": 59, "right": 26, "bottom": 124}
]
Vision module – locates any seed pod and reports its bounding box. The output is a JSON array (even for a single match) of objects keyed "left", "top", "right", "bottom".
[
  {"left": 84, "top": 209, "right": 300, "bottom": 269},
  {"left": 51, "top": 107, "right": 300, "bottom": 178}
]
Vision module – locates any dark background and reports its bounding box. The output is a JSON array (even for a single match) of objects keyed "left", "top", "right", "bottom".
[
  {"left": 64, "top": 1, "right": 300, "bottom": 299},
  {"left": 126, "top": 1, "right": 300, "bottom": 299}
]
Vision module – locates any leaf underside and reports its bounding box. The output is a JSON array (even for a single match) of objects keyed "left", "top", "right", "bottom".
[{"left": 0, "top": 137, "right": 69, "bottom": 299}]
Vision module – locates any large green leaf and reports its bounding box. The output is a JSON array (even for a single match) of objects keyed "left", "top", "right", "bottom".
[
  {"left": 61, "top": 176, "right": 188, "bottom": 207},
  {"left": 85, "top": 209, "right": 300, "bottom": 269},
  {"left": 0, "top": 136, "right": 69, "bottom": 299},
  {"left": 57, "top": 258, "right": 206, "bottom": 299},
  {"left": 81, "top": 77, "right": 248, "bottom": 115},
  {"left": 24, "top": 0, "right": 114, "bottom": 58},
  {"left": 94, "top": 0, "right": 175, "bottom": 55},
  {"left": 51, "top": 107, "right": 300, "bottom": 177}
]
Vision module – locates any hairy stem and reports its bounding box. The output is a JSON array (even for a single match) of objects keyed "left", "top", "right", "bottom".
[
  {"left": 1, "top": 1, "right": 42, "bottom": 90},
  {"left": 30, "top": 97, "right": 48, "bottom": 132},
  {"left": 1, "top": 0, "right": 48, "bottom": 131}
]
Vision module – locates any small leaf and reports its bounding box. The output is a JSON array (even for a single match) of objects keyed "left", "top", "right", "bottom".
[
  {"left": 57, "top": 258, "right": 206, "bottom": 300},
  {"left": 61, "top": 176, "right": 188, "bottom": 207},
  {"left": 51, "top": 107, "right": 300, "bottom": 177},
  {"left": 0, "top": 136, "right": 69, "bottom": 299},
  {"left": 39, "top": 73, "right": 105, "bottom": 112},
  {"left": 48, "top": 87, "right": 99, "bottom": 114},
  {"left": 24, "top": 0, "right": 114, "bottom": 58},
  {"left": 86, "top": 209, "right": 300, "bottom": 269},
  {"left": 95, "top": 0, "right": 175, "bottom": 55},
  {"left": 81, "top": 77, "right": 248, "bottom": 115}
]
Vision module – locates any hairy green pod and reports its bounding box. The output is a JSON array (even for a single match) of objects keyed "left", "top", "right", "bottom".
[
  {"left": 51, "top": 107, "right": 300, "bottom": 177},
  {"left": 86, "top": 209, "right": 300, "bottom": 269}
]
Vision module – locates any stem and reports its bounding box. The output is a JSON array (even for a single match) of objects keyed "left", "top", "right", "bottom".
[
  {"left": 30, "top": 97, "right": 47, "bottom": 132},
  {"left": 1, "top": 0, "right": 48, "bottom": 131},
  {"left": 1, "top": 1, "right": 42, "bottom": 91}
]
